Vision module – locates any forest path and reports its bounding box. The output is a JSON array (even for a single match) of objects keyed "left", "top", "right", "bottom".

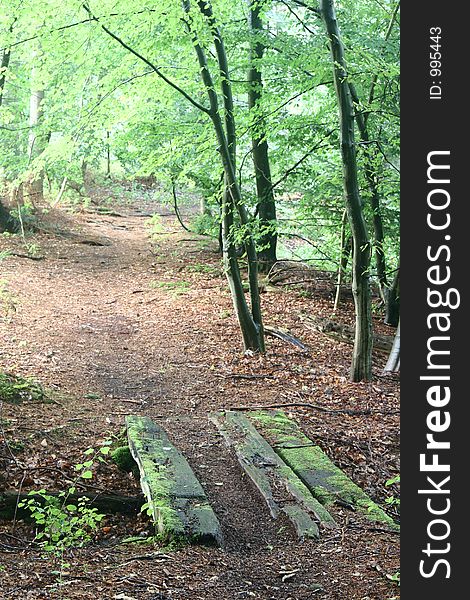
[
  {"left": 0, "top": 199, "right": 400, "bottom": 599},
  {"left": 2, "top": 206, "right": 287, "bottom": 538}
]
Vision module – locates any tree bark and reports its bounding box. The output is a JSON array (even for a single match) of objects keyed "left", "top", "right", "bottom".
[
  {"left": 349, "top": 83, "right": 388, "bottom": 301},
  {"left": 0, "top": 492, "right": 143, "bottom": 520},
  {"left": 0, "top": 46, "right": 11, "bottom": 107},
  {"left": 0, "top": 44, "right": 20, "bottom": 232},
  {"left": 26, "top": 53, "right": 45, "bottom": 204},
  {"left": 383, "top": 319, "right": 400, "bottom": 372},
  {"left": 106, "top": 130, "right": 111, "bottom": 177},
  {"left": 320, "top": 0, "right": 372, "bottom": 381},
  {"left": 247, "top": 0, "right": 277, "bottom": 273},
  {"left": 385, "top": 262, "right": 399, "bottom": 327},
  {"left": 334, "top": 209, "right": 349, "bottom": 311},
  {"left": 186, "top": 0, "right": 265, "bottom": 351}
]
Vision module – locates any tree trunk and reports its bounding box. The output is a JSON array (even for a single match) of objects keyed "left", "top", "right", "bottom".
[
  {"left": 334, "top": 209, "right": 349, "bottom": 311},
  {"left": 0, "top": 44, "right": 19, "bottom": 232},
  {"left": 106, "top": 130, "right": 111, "bottom": 177},
  {"left": 0, "top": 47, "right": 11, "bottom": 107},
  {"left": 320, "top": 0, "right": 372, "bottom": 381},
  {"left": 26, "top": 56, "right": 45, "bottom": 204},
  {"left": 349, "top": 83, "right": 388, "bottom": 301},
  {"left": 247, "top": 0, "right": 277, "bottom": 273},
  {"left": 0, "top": 492, "right": 143, "bottom": 520},
  {"left": 0, "top": 201, "right": 18, "bottom": 233},
  {"left": 186, "top": 0, "right": 265, "bottom": 352},
  {"left": 385, "top": 263, "right": 400, "bottom": 327},
  {"left": 383, "top": 320, "right": 400, "bottom": 372}
]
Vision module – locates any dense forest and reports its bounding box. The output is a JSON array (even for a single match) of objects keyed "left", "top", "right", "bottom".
[{"left": 1, "top": 1, "right": 400, "bottom": 598}]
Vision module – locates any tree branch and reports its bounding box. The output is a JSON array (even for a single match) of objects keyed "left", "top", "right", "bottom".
[
  {"left": 81, "top": 3, "right": 210, "bottom": 115},
  {"left": 1, "top": 8, "right": 159, "bottom": 53},
  {"left": 278, "top": 0, "right": 317, "bottom": 35},
  {"left": 270, "top": 129, "right": 336, "bottom": 191}
]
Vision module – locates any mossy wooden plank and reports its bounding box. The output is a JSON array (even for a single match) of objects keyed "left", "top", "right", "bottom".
[
  {"left": 211, "top": 410, "right": 337, "bottom": 539},
  {"left": 248, "top": 410, "right": 399, "bottom": 531},
  {"left": 126, "top": 415, "right": 222, "bottom": 545}
]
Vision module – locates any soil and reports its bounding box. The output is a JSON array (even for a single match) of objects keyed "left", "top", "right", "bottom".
[{"left": 0, "top": 186, "right": 400, "bottom": 600}]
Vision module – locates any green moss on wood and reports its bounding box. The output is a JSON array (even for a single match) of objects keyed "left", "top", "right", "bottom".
[
  {"left": 111, "top": 445, "right": 138, "bottom": 474},
  {"left": 125, "top": 416, "right": 221, "bottom": 544},
  {"left": 248, "top": 410, "right": 399, "bottom": 530},
  {"left": 126, "top": 417, "right": 181, "bottom": 536}
]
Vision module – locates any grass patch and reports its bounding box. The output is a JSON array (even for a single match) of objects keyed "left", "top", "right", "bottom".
[
  {"left": 186, "top": 263, "right": 221, "bottom": 278},
  {"left": 150, "top": 280, "right": 191, "bottom": 295}
]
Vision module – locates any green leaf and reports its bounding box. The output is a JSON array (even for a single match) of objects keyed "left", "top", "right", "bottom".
[{"left": 81, "top": 470, "right": 93, "bottom": 479}]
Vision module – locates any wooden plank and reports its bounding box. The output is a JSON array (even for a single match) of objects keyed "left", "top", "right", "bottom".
[
  {"left": 126, "top": 415, "right": 222, "bottom": 545},
  {"left": 211, "top": 410, "right": 337, "bottom": 539},
  {"left": 248, "top": 410, "right": 399, "bottom": 531}
]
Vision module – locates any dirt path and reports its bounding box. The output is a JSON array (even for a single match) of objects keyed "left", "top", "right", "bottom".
[{"left": 0, "top": 200, "right": 400, "bottom": 599}]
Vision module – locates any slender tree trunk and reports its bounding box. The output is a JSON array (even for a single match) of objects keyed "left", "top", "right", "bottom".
[
  {"left": 0, "top": 43, "right": 19, "bottom": 232},
  {"left": 349, "top": 83, "right": 388, "bottom": 300},
  {"left": 334, "top": 210, "right": 350, "bottom": 311},
  {"left": 26, "top": 54, "right": 45, "bottom": 204},
  {"left": 383, "top": 320, "right": 400, "bottom": 372},
  {"left": 200, "top": 196, "right": 210, "bottom": 215},
  {"left": 385, "top": 262, "right": 400, "bottom": 327},
  {"left": 347, "top": 4, "right": 399, "bottom": 300},
  {"left": 320, "top": 0, "right": 372, "bottom": 381},
  {"left": 0, "top": 47, "right": 11, "bottom": 107},
  {"left": 185, "top": 0, "right": 265, "bottom": 352},
  {"left": 247, "top": 0, "right": 277, "bottom": 273},
  {"left": 106, "top": 131, "right": 111, "bottom": 177}
]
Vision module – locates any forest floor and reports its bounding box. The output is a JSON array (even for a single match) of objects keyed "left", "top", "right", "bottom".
[{"left": 0, "top": 185, "right": 400, "bottom": 600}]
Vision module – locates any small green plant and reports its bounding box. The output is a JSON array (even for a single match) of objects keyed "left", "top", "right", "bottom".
[
  {"left": 385, "top": 474, "right": 400, "bottom": 509},
  {"left": 191, "top": 213, "right": 219, "bottom": 237},
  {"left": 387, "top": 570, "right": 400, "bottom": 586},
  {"left": 0, "top": 279, "right": 18, "bottom": 319},
  {"left": 0, "top": 250, "right": 12, "bottom": 261},
  {"left": 25, "top": 242, "right": 42, "bottom": 258},
  {"left": 146, "top": 213, "right": 164, "bottom": 235},
  {"left": 18, "top": 441, "right": 112, "bottom": 556},
  {"left": 19, "top": 489, "right": 104, "bottom": 554}
]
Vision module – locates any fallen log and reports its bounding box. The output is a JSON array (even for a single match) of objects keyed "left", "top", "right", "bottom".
[
  {"left": 300, "top": 314, "right": 393, "bottom": 353},
  {"left": 264, "top": 325, "right": 309, "bottom": 352},
  {"left": 0, "top": 492, "right": 144, "bottom": 521}
]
